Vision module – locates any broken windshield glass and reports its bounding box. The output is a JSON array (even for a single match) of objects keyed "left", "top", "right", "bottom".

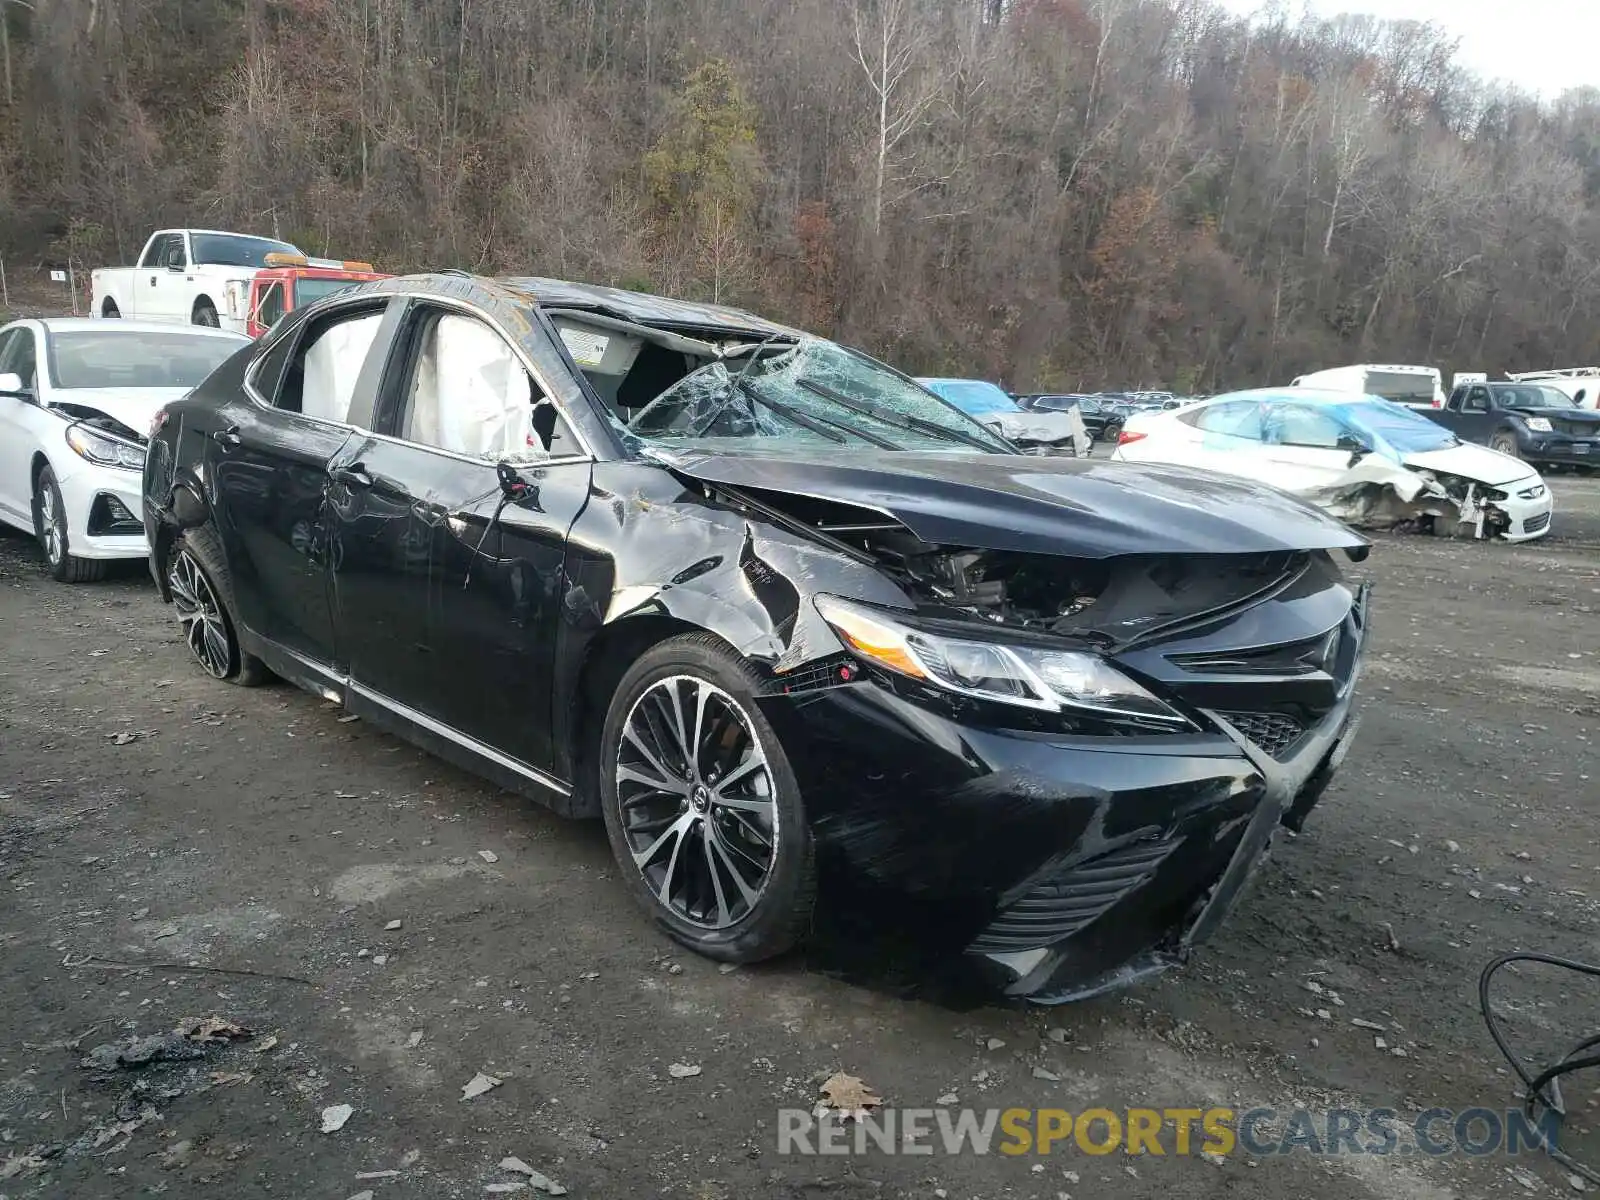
[{"left": 624, "top": 339, "right": 1012, "bottom": 454}]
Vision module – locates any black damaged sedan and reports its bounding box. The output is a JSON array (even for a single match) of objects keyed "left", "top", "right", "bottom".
[{"left": 142, "top": 273, "right": 1370, "bottom": 1002}]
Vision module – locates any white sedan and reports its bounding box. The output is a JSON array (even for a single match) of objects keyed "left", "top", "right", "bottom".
[
  {"left": 0, "top": 319, "right": 248, "bottom": 581},
  {"left": 1112, "top": 388, "right": 1554, "bottom": 542}
]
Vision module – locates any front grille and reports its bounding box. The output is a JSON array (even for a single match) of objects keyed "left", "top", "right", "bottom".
[
  {"left": 1554, "top": 420, "right": 1599, "bottom": 437},
  {"left": 1523, "top": 512, "right": 1551, "bottom": 533},
  {"left": 1169, "top": 629, "right": 1337, "bottom": 675},
  {"left": 968, "top": 836, "right": 1182, "bottom": 953},
  {"left": 1218, "top": 710, "right": 1306, "bottom": 758}
]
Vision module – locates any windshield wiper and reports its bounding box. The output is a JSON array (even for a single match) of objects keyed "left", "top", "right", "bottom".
[
  {"left": 796, "top": 379, "right": 1002, "bottom": 452},
  {"left": 727, "top": 379, "right": 848, "bottom": 445},
  {"left": 740, "top": 380, "right": 901, "bottom": 449}
]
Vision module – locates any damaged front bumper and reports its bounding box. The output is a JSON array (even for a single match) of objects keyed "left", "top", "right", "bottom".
[{"left": 766, "top": 585, "right": 1370, "bottom": 1004}]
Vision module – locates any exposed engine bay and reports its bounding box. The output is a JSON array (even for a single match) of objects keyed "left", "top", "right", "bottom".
[{"left": 705, "top": 482, "right": 1331, "bottom": 650}]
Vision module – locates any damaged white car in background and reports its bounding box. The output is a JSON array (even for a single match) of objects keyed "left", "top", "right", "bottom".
[
  {"left": 1112, "top": 388, "right": 1553, "bottom": 541},
  {"left": 917, "top": 377, "right": 1091, "bottom": 456}
]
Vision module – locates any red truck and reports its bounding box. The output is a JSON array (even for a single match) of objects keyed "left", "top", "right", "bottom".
[{"left": 246, "top": 254, "right": 388, "bottom": 337}]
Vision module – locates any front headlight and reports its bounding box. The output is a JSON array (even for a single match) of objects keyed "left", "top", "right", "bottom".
[
  {"left": 1525, "top": 417, "right": 1553, "bottom": 433},
  {"left": 814, "top": 595, "right": 1191, "bottom": 726},
  {"left": 66, "top": 423, "right": 146, "bottom": 471}
]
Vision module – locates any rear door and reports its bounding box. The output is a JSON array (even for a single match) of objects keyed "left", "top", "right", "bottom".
[
  {"left": 327, "top": 300, "right": 593, "bottom": 775},
  {"left": 1169, "top": 400, "right": 1266, "bottom": 475},
  {"left": 208, "top": 297, "right": 400, "bottom": 676}
]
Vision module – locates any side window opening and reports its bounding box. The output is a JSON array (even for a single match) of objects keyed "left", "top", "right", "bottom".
[
  {"left": 254, "top": 307, "right": 384, "bottom": 424},
  {"left": 255, "top": 282, "right": 287, "bottom": 330},
  {"left": 8, "top": 330, "right": 38, "bottom": 392},
  {"left": 400, "top": 310, "right": 577, "bottom": 461}
]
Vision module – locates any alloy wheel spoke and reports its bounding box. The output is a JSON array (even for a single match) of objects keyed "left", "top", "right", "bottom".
[
  {"left": 720, "top": 810, "right": 773, "bottom": 854},
  {"left": 707, "top": 825, "right": 760, "bottom": 908},
  {"left": 711, "top": 792, "right": 773, "bottom": 813},
  {"left": 622, "top": 725, "right": 682, "bottom": 789},
  {"left": 711, "top": 752, "right": 765, "bottom": 797},
  {"left": 632, "top": 811, "right": 692, "bottom": 872},
  {"left": 202, "top": 621, "right": 230, "bottom": 673},
  {"left": 654, "top": 817, "right": 692, "bottom": 905},
  {"left": 688, "top": 682, "right": 711, "bottom": 778},
  {"left": 661, "top": 682, "right": 692, "bottom": 769},
  {"left": 701, "top": 830, "right": 734, "bottom": 927},
  {"left": 617, "top": 762, "right": 684, "bottom": 796}
]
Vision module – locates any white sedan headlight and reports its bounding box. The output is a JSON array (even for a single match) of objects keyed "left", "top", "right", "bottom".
[
  {"left": 814, "top": 595, "right": 1191, "bottom": 726},
  {"left": 66, "top": 423, "right": 146, "bottom": 471}
]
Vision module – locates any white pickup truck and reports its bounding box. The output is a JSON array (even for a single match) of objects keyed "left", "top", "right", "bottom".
[{"left": 91, "top": 229, "right": 306, "bottom": 334}]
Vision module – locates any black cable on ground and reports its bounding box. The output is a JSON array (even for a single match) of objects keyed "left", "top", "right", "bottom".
[{"left": 1479, "top": 952, "right": 1600, "bottom": 1184}]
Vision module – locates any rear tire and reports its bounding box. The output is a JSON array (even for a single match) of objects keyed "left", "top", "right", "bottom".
[
  {"left": 193, "top": 300, "right": 220, "bottom": 328},
  {"left": 32, "top": 465, "right": 107, "bottom": 583},
  {"left": 599, "top": 633, "right": 815, "bottom": 962},
  {"left": 1489, "top": 432, "right": 1522, "bottom": 459},
  {"left": 165, "top": 526, "right": 269, "bottom": 686},
  {"left": 102, "top": 300, "right": 121, "bottom": 318}
]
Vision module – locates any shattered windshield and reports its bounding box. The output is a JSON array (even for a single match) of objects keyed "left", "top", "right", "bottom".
[
  {"left": 1339, "top": 400, "right": 1460, "bottom": 454},
  {"left": 623, "top": 339, "right": 1012, "bottom": 454}
]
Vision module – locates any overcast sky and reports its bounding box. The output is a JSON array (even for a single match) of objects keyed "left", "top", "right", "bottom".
[{"left": 1210, "top": 0, "right": 1597, "bottom": 99}]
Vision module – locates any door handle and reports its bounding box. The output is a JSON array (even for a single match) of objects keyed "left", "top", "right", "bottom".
[
  {"left": 213, "top": 425, "right": 242, "bottom": 448},
  {"left": 149, "top": 276, "right": 158, "bottom": 287},
  {"left": 332, "top": 464, "right": 374, "bottom": 489}
]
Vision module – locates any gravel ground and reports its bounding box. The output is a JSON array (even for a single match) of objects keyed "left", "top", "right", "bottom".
[{"left": 2, "top": 474, "right": 1598, "bottom": 1200}]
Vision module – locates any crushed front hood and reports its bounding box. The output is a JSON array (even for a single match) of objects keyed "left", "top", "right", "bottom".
[
  {"left": 1403, "top": 443, "right": 1537, "bottom": 487},
  {"left": 657, "top": 447, "right": 1369, "bottom": 558}
]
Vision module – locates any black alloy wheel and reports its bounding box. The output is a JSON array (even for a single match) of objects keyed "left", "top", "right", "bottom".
[
  {"left": 600, "top": 635, "right": 814, "bottom": 960},
  {"left": 164, "top": 528, "right": 269, "bottom": 685},
  {"left": 168, "top": 547, "right": 233, "bottom": 678}
]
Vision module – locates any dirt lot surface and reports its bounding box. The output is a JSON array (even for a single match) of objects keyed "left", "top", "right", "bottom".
[{"left": 3, "top": 475, "right": 1599, "bottom": 1200}]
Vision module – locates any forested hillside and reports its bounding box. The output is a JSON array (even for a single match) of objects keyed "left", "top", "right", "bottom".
[{"left": 5, "top": 0, "right": 1600, "bottom": 391}]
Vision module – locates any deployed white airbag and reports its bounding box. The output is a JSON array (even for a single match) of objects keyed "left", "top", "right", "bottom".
[
  {"left": 408, "top": 314, "right": 534, "bottom": 458},
  {"left": 301, "top": 313, "right": 382, "bottom": 423}
]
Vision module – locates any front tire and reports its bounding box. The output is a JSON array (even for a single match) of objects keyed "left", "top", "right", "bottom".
[
  {"left": 599, "top": 634, "right": 815, "bottom": 962},
  {"left": 165, "top": 526, "right": 269, "bottom": 685},
  {"left": 193, "top": 300, "right": 220, "bottom": 328},
  {"left": 32, "top": 465, "right": 107, "bottom": 583},
  {"left": 1490, "top": 432, "right": 1522, "bottom": 459}
]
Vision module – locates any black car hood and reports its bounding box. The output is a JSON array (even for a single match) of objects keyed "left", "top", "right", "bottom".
[{"left": 653, "top": 446, "right": 1369, "bottom": 559}]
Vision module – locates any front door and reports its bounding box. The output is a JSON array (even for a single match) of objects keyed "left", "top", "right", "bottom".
[
  {"left": 0, "top": 326, "right": 42, "bottom": 531},
  {"left": 1448, "top": 385, "right": 1495, "bottom": 444},
  {"left": 327, "top": 302, "right": 592, "bottom": 774},
  {"left": 1257, "top": 402, "right": 1361, "bottom": 492},
  {"left": 206, "top": 298, "right": 399, "bottom": 670}
]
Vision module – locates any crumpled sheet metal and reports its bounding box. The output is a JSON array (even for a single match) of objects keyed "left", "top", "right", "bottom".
[
  {"left": 978, "top": 408, "right": 1090, "bottom": 456},
  {"left": 1301, "top": 455, "right": 1492, "bottom": 536}
]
